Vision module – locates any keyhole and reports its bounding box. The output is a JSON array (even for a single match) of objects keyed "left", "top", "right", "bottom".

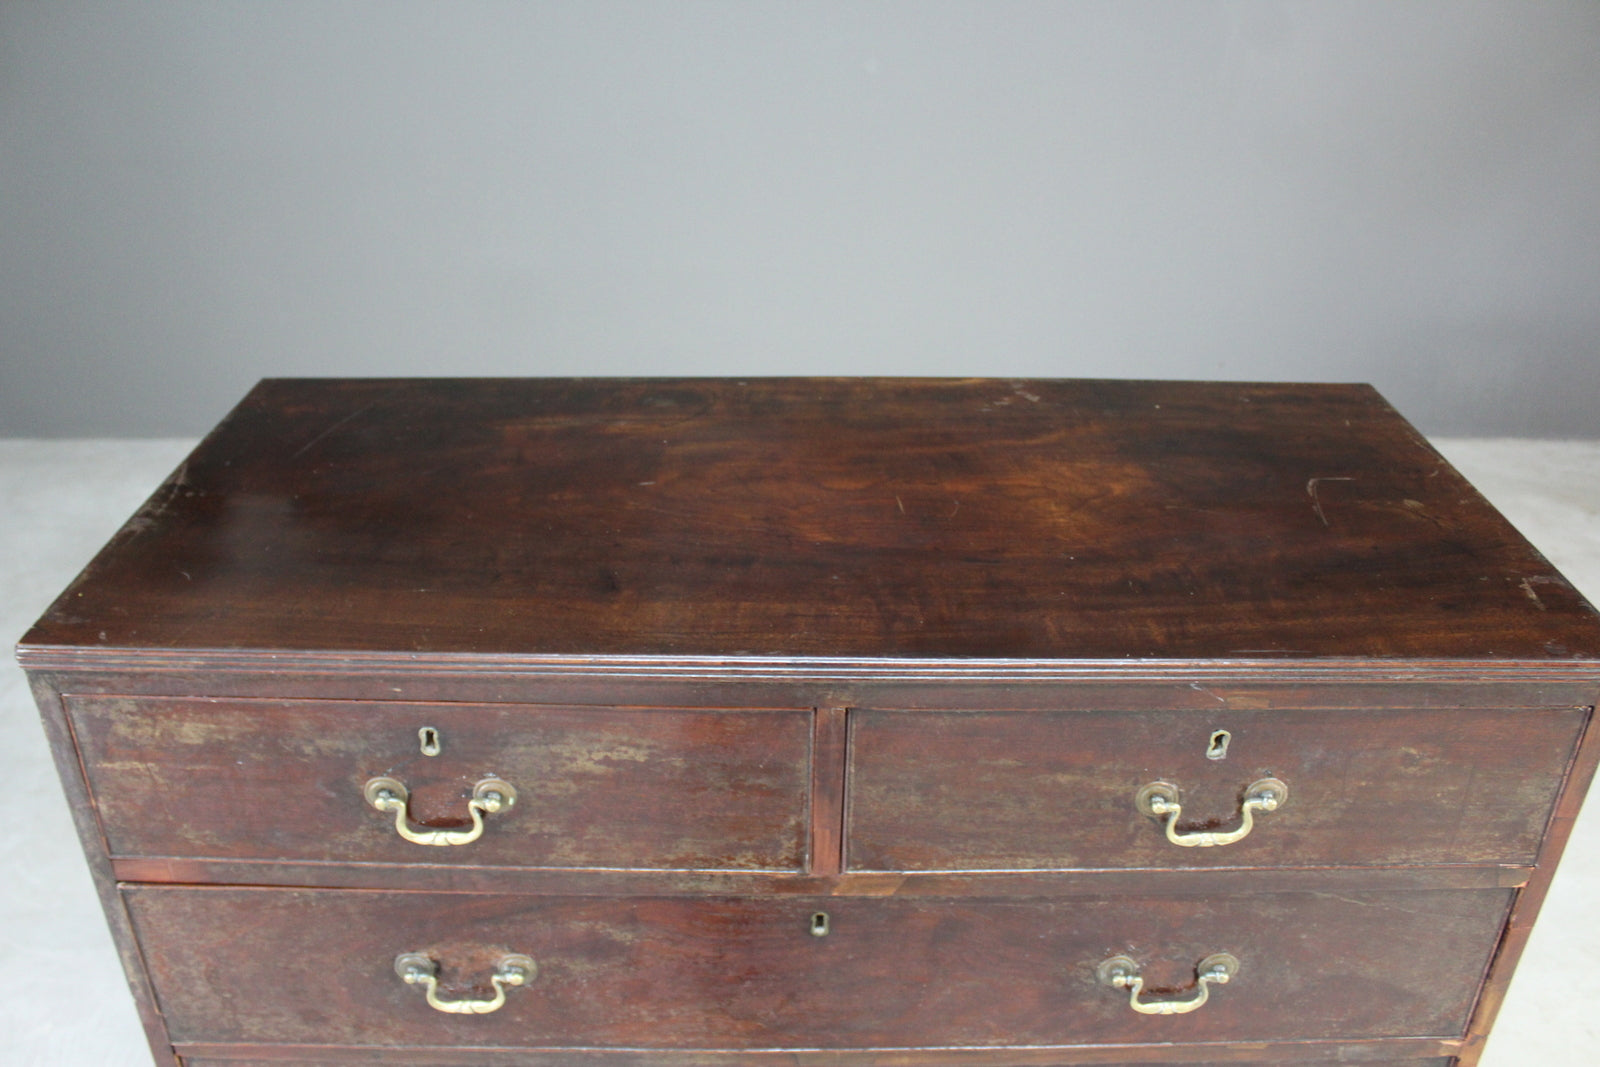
[
  {"left": 1206, "top": 730, "right": 1231, "bottom": 761},
  {"left": 419, "top": 727, "right": 441, "bottom": 757},
  {"left": 810, "top": 912, "right": 830, "bottom": 937}
]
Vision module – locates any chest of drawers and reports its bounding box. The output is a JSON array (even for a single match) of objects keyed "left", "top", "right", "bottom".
[{"left": 20, "top": 377, "right": 1600, "bottom": 1067}]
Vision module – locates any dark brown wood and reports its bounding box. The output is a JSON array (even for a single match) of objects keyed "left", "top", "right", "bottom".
[
  {"left": 808, "top": 707, "right": 848, "bottom": 876},
  {"left": 175, "top": 1048, "right": 1457, "bottom": 1066},
  {"left": 66, "top": 694, "right": 811, "bottom": 871},
  {"left": 129, "top": 885, "right": 1507, "bottom": 1049},
  {"left": 105, "top": 856, "right": 1525, "bottom": 899},
  {"left": 19, "top": 378, "right": 1600, "bottom": 1067},
  {"left": 175, "top": 1050, "right": 1456, "bottom": 1066},
  {"left": 847, "top": 705, "right": 1586, "bottom": 870},
  {"left": 36, "top": 662, "right": 1600, "bottom": 712},
  {"left": 26, "top": 678, "right": 183, "bottom": 1067},
  {"left": 19, "top": 378, "right": 1600, "bottom": 663},
  {"left": 1454, "top": 700, "right": 1600, "bottom": 1067}
]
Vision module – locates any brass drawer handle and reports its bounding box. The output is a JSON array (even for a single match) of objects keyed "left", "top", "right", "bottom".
[
  {"left": 1097, "top": 952, "right": 1239, "bottom": 1015},
  {"left": 394, "top": 952, "right": 535, "bottom": 1014},
  {"left": 364, "top": 776, "right": 516, "bottom": 846},
  {"left": 1134, "top": 777, "right": 1287, "bottom": 847}
]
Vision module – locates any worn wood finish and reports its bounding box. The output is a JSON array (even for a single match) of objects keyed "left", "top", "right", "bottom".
[
  {"left": 20, "top": 378, "right": 1600, "bottom": 1067},
  {"left": 66, "top": 695, "right": 812, "bottom": 871},
  {"left": 36, "top": 663, "right": 1600, "bottom": 712},
  {"left": 807, "top": 707, "right": 848, "bottom": 876},
  {"left": 847, "top": 705, "right": 1587, "bottom": 870},
  {"left": 1456, "top": 697, "right": 1600, "bottom": 1064},
  {"left": 176, "top": 1052, "right": 1457, "bottom": 1066},
  {"left": 175, "top": 1050, "right": 1457, "bottom": 1066},
  {"left": 105, "top": 857, "right": 1528, "bottom": 899},
  {"left": 21, "top": 378, "right": 1600, "bottom": 662},
  {"left": 128, "top": 886, "right": 1507, "bottom": 1050},
  {"left": 26, "top": 679, "right": 183, "bottom": 1067}
]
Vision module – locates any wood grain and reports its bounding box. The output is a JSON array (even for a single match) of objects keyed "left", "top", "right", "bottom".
[
  {"left": 20, "top": 378, "right": 1600, "bottom": 1067},
  {"left": 846, "top": 704, "right": 1587, "bottom": 870},
  {"left": 176, "top": 1051, "right": 1455, "bottom": 1066},
  {"left": 21, "top": 377, "right": 1600, "bottom": 663},
  {"left": 67, "top": 695, "right": 812, "bottom": 871},
  {"left": 128, "top": 885, "right": 1509, "bottom": 1050},
  {"left": 807, "top": 707, "right": 848, "bottom": 876}
]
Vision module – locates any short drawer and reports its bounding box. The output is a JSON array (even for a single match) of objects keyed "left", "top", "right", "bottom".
[
  {"left": 126, "top": 885, "right": 1509, "bottom": 1051},
  {"left": 68, "top": 696, "right": 812, "bottom": 871},
  {"left": 847, "top": 705, "right": 1586, "bottom": 870}
]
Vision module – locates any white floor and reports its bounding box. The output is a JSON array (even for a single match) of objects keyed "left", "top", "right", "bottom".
[{"left": 1, "top": 437, "right": 1596, "bottom": 1066}]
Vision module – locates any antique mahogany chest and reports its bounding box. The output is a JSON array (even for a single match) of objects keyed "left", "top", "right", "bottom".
[{"left": 20, "top": 377, "right": 1600, "bottom": 1067}]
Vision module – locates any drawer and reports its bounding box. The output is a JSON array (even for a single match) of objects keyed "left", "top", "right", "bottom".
[
  {"left": 847, "top": 705, "right": 1586, "bottom": 870},
  {"left": 126, "top": 885, "right": 1510, "bottom": 1052},
  {"left": 178, "top": 1060, "right": 1455, "bottom": 1067},
  {"left": 172, "top": 1055, "right": 1452, "bottom": 1062},
  {"left": 68, "top": 696, "right": 813, "bottom": 870}
]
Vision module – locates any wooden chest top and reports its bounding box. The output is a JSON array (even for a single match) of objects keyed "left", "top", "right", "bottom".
[
  {"left": 20, "top": 377, "right": 1600, "bottom": 666},
  {"left": 20, "top": 378, "right": 1600, "bottom": 1067}
]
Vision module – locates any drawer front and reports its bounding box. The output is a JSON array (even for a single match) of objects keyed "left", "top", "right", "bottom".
[
  {"left": 178, "top": 1058, "right": 1454, "bottom": 1066},
  {"left": 847, "top": 705, "right": 1585, "bottom": 870},
  {"left": 69, "top": 696, "right": 812, "bottom": 870},
  {"left": 127, "top": 886, "right": 1509, "bottom": 1051}
]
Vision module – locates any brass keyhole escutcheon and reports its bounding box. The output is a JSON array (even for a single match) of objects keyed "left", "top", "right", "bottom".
[
  {"left": 1206, "top": 729, "right": 1231, "bottom": 760},
  {"left": 810, "top": 911, "right": 831, "bottom": 937}
]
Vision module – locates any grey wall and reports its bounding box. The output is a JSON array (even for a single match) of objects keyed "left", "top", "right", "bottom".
[{"left": 2, "top": 1, "right": 1597, "bottom": 438}]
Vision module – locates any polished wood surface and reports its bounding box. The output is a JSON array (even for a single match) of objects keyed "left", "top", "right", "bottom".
[
  {"left": 22, "top": 377, "right": 1600, "bottom": 662},
  {"left": 22, "top": 378, "right": 1600, "bottom": 1067},
  {"left": 127, "top": 886, "right": 1509, "bottom": 1050}
]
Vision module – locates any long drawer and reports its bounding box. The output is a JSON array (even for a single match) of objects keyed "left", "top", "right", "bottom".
[
  {"left": 847, "top": 705, "right": 1585, "bottom": 870},
  {"left": 68, "top": 696, "right": 813, "bottom": 870},
  {"left": 126, "top": 886, "right": 1511, "bottom": 1052},
  {"left": 178, "top": 1057, "right": 1454, "bottom": 1066}
]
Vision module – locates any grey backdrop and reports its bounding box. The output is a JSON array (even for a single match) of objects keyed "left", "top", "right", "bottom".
[{"left": 3, "top": 1, "right": 1598, "bottom": 438}]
